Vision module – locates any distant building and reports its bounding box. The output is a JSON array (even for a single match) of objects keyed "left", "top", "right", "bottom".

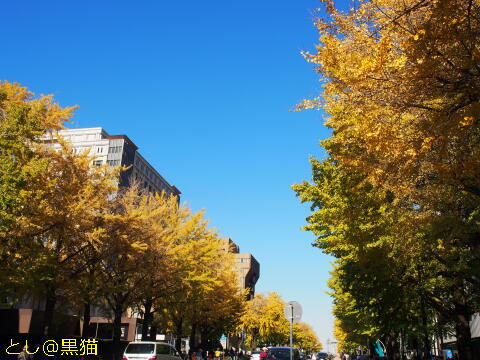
[
  {"left": 46, "top": 127, "right": 180, "bottom": 197},
  {"left": 222, "top": 238, "right": 260, "bottom": 300}
]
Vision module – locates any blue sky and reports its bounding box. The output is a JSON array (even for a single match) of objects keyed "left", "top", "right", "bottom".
[{"left": 1, "top": 0, "right": 348, "bottom": 349}]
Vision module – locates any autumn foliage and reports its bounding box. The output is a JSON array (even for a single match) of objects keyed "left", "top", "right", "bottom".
[
  {"left": 0, "top": 81, "right": 245, "bottom": 359},
  {"left": 295, "top": 1, "right": 480, "bottom": 359},
  {"left": 239, "top": 292, "right": 322, "bottom": 352}
]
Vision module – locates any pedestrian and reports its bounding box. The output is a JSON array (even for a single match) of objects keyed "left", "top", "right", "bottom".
[
  {"left": 260, "top": 348, "right": 268, "bottom": 360},
  {"left": 18, "top": 346, "right": 29, "bottom": 360}
]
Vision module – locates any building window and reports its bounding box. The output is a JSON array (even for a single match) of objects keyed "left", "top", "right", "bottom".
[
  {"left": 108, "top": 146, "right": 122, "bottom": 154},
  {"left": 93, "top": 160, "right": 102, "bottom": 166}
]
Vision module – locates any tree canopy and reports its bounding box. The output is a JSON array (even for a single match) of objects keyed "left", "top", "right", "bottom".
[
  {"left": 0, "top": 81, "right": 248, "bottom": 359},
  {"left": 295, "top": 1, "right": 480, "bottom": 359},
  {"left": 239, "top": 292, "right": 322, "bottom": 352}
]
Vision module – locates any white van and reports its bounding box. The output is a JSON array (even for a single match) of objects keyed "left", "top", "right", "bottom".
[{"left": 123, "top": 342, "right": 182, "bottom": 360}]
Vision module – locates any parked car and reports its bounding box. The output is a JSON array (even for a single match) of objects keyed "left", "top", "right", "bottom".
[
  {"left": 267, "top": 347, "right": 300, "bottom": 360},
  {"left": 123, "top": 342, "right": 182, "bottom": 360},
  {"left": 316, "top": 353, "right": 328, "bottom": 360}
]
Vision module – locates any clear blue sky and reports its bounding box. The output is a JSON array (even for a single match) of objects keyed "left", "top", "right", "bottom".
[{"left": 2, "top": 0, "right": 350, "bottom": 350}]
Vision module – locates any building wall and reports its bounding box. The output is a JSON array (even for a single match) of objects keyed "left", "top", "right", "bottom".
[
  {"left": 132, "top": 152, "right": 179, "bottom": 197},
  {"left": 222, "top": 238, "right": 260, "bottom": 299},
  {"left": 46, "top": 127, "right": 180, "bottom": 198},
  {"left": 234, "top": 253, "right": 260, "bottom": 299}
]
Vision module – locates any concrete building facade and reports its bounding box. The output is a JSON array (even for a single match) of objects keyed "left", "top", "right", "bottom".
[
  {"left": 223, "top": 238, "right": 260, "bottom": 300},
  {"left": 47, "top": 127, "right": 180, "bottom": 197}
]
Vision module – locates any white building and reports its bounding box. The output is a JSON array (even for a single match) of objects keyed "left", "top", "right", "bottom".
[{"left": 46, "top": 127, "right": 180, "bottom": 198}]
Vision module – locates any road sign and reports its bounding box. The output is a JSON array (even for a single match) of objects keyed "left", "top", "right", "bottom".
[
  {"left": 285, "top": 301, "right": 302, "bottom": 360},
  {"left": 284, "top": 301, "right": 302, "bottom": 323}
]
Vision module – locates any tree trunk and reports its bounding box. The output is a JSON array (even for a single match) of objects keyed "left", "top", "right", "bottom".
[
  {"left": 113, "top": 305, "right": 123, "bottom": 360},
  {"left": 454, "top": 304, "right": 473, "bottom": 360},
  {"left": 420, "top": 298, "right": 431, "bottom": 358},
  {"left": 385, "top": 333, "right": 399, "bottom": 360},
  {"left": 452, "top": 285, "right": 473, "bottom": 360},
  {"left": 175, "top": 318, "right": 183, "bottom": 352},
  {"left": 149, "top": 325, "right": 157, "bottom": 341},
  {"left": 189, "top": 323, "right": 197, "bottom": 351},
  {"left": 43, "top": 286, "right": 57, "bottom": 336},
  {"left": 200, "top": 326, "right": 209, "bottom": 348},
  {"left": 142, "top": 299, "right": 153, "bottom": 341},
  {"left": 82, "top": 301, "right": 91, "bottom": 338}
]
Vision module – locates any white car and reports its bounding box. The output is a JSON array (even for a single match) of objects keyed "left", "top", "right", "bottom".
[
  {"left": 123, "top": 342, "right": 182, "bottom": 360},
  {"left": 250, "top": 351, "right": 262, "bottom": 360}
]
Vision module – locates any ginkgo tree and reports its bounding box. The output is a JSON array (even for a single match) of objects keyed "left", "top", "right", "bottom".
[
  {"left": 296, "top": 1, "right": 480, "bottom": 358},
  {"left": 0, "top": 80, "right": 251, "bottom": 360},
  {"left": 293, "top": 159, "right": 432, "bottom": 356},
  {"left": 18, "top": 140, "right": 118, "bottom": 335},
  {"left": 240, "top": 292, "right": 289, "bottom": 348},
  {"left": 193, "top": 254, "right": 246, "bottom": 348},
  {"left": 293, "top": 322, "right": 322, "bottom": 353},
  {"left": 0, "top": 81, "right": 122, "bottom": 336},
  {"left": 0, "top": 81, "right": 77, "bottom": 301},
  {"left": 156, "top": 214, "right": 246, "bottom": 352},
  {"left": 92, "top": 184, "right": 188, "bottom": 360},
  {"left": 132, "top": 191, "right": 188, "bottom": 341},
  {"left": 239, "top": 292, "right": 321, "bottom": 350}
]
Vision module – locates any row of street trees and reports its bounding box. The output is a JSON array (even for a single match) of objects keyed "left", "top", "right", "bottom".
[
  {"left": 294, "top": 1, "right": 480, "bottom": 359},
  {"left": 239, "top": 292, "right": 322, "bottom": 353},
  {"left": 0, "top": 81, "right": 245, "bottom": 359}
]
